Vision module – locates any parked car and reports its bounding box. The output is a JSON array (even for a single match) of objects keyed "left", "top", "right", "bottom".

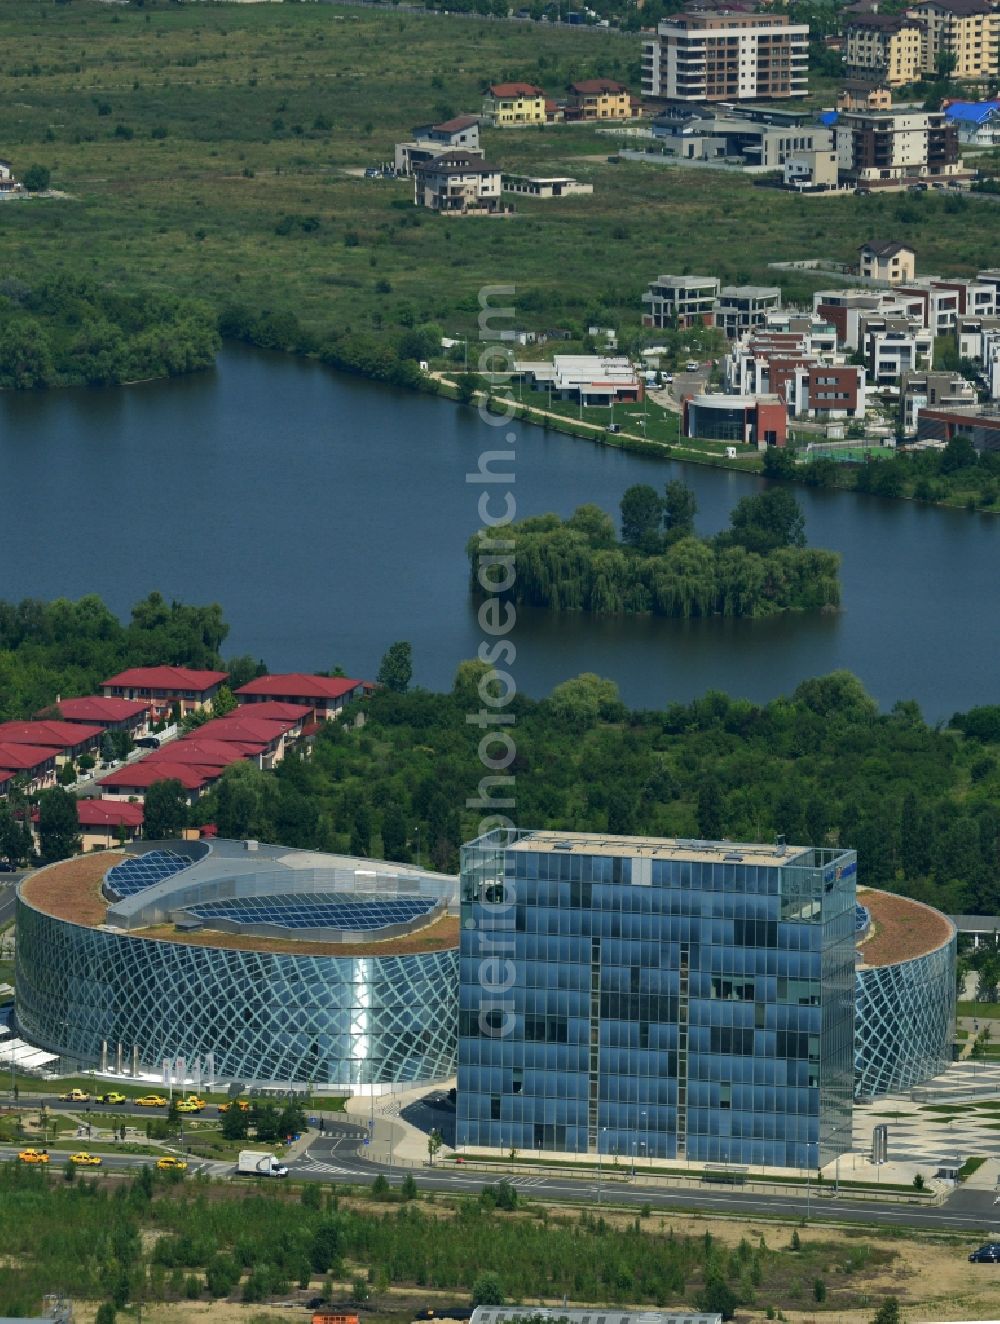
[
  {"left": 0, "top": 861, "right": 15, "bottom": 873},
  {"left": 58, "top": 1088, "right": 90, "bottom": 1103},
  {"left": 69, "top": 1152, "right": 102, "bottom": 1166},
  {"left": 217, "top": 1100, "right": 251, "bottom": 1113},
  {"left": 969, "top": 1242, "right": 1000, "bottom": 1263},
  {"left": 136, "top": 1094, "right": 168, "bottom": 1108},
  {"left": 18, "top": 1148, "right": 49, "bottom": 1164},
  {"left": 156, "top": 1157, "right": 188, "bottom": 1172}
]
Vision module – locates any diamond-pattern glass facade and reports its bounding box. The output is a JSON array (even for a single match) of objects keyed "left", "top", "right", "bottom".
[
  {"left": 15, "top": 895, "right": 458, "bottom": 1087},
  {"left": 854, "top": 931, "right": 956, "bottom": 1099}
]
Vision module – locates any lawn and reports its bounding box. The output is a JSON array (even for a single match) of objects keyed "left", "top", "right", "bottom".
[
  {"left": 958, "top": 1001, "right": 1000, "bottom": 1018},
  {"left": 0, "top": 0, "right": 996, "bottom": 357}
]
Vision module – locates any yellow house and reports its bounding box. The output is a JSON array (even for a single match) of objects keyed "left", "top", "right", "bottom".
[
  {"left": 483, "top": 82, "right": 547, "bottom": 127},
  {"left": 566, "top": 79, "right": 633, "bottom": 121}
]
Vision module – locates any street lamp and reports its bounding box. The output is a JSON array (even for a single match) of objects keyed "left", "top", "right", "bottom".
[{"left": 597, "top": 1126, "right": 609, "bottom": 1206}]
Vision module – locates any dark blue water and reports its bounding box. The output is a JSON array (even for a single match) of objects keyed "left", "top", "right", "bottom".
[{"left": 1, "top": 345, "right": 995, "bottom": 718}]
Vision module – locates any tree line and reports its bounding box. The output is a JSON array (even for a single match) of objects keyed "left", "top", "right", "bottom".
[
  {"left": 175, "top": 657, "right": 1000, "bottom": 916},
  {"left": 468, "top": 483, "right": 840, "bottom": 619},
  {"left": 0, "top": 1164, "right": 892, "bottom": 1322},
  {"left": 5, "top": 593, "right": 1000, "bottom": 914},
  {"left": 0, "top": 275, "right": 219, "bottom": 390},
  {"left": 767, "top": 433, "right": 1000, "bottom": 510},
  {"left": 0, "top": 591, "right": 265, "bottom": 724}
]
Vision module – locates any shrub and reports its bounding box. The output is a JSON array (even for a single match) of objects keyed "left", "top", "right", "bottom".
[
  {"left": 22, "top": 163, "right": 51, "bottom": 192},
  {"left": 471, "top": 1272, "right": 504, "bottom": 1306}
]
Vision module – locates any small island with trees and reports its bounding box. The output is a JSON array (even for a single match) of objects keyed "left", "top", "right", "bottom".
[{"left": 468, "top": 482, "right": 840, "bottom": 619}]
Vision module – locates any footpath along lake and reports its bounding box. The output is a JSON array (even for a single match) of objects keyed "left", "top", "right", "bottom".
[{"left": 1, "top": 344, "right": 996, "bottom": 719}]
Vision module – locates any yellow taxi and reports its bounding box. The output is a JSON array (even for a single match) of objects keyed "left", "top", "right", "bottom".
[
  {"left": 156, "top": 1156, "right": 188, "bottom": 1172},
  {"left": 69, "top": 1152, "right": 102, "bottom": 1166},
  {"left": 183, "top": 1094, "right": 206, "bottom": 1108},
  {"left": 18, "top": 1148, "right": 50, "bottom": 1164},
  {"left": 95, "top": 1091, "right": 127, "bottom": 1106},
  {"left": 217, "top": 1100, "right": 250, "bottom": 1113},
  {"left": 58, "top": 1088, "right": 90, "bottom": 1103},
  {"left": 175, "top": 1100, "right": 202, "bottom": 1114},
  {"left": 136, "top": 1094, "right": 168, "bottom": 1108}
]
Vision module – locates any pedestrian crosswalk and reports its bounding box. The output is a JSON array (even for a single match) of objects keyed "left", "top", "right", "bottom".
[{"left": 294, "top": 1159, "right": 365, "bottom": 1177}]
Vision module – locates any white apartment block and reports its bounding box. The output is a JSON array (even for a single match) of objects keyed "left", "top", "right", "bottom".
[
  {"left": 836, "top": 108, "right": 964, "bottom": 186},
  {"left": 642, "top": 12, "right": 809, "bottom": 103}
]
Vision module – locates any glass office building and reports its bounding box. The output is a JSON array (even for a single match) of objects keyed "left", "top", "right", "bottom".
[{"left": 458, "top": 829, "right": 856, "bottom": 1170}]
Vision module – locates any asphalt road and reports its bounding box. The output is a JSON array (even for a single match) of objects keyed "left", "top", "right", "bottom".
[
  {"left": 10, "top": 1099, "right": 1000, "bottom": 1237},
  {"left": 292, "top": 1126, "right": 1000, "bottom": 1236}
]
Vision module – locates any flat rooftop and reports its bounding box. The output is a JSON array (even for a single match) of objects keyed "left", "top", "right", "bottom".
[
  {"left": 511, "top": 831, "right": 812, "bottom": 868},
  {"left": 857, "top": 887, "right": 955, "bottom": 968}
]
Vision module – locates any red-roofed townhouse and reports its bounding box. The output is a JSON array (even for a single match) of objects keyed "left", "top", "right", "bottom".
[
  {"left": 55, "top": 696, "right": 152, "bottom": 739},
  {"left": 98, "top": 761, "right": 218, "bottom": 804},
  {"left": 147, "top": 738, "right": 262, "bottom": 771},
  {"left": 0, "top": 720, "right": 105, "bottom": 765},
  {"left": 0, "top": 744, "right": 64, "bottom": 793},
  {"left": 236, "top": 674, "right": 374, "bottom": 723},
  {"left": 76, "top": 798, "right": 144, "bottom": 852},
  {"left": 196, "top": 713, "right": 299, "bottom": 768},
  {"left": 101, "top": 666, "right": 229, "bottom": 722},
  {"left": 223, "top": 700, "right": 311, "bottom": 739}
]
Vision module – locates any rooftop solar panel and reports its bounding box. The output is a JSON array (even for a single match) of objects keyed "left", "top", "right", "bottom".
[
  {"left": 856, "top": 904, "right": 871, "bottom": 934},
  {"left": 185, "top": 891, "right": 435, "bottom": 932},
  {"left": 105, "top": 850, "right": 190, "bottom": 900}
]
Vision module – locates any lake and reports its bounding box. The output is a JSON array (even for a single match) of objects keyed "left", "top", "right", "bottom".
[{"left": 2, "top": 345, "right": 996, "bottom": 719}]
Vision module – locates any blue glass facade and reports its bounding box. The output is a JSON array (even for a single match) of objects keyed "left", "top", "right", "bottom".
[{"left": 458, "top": 830, "right": 856, "bottom": 1170}]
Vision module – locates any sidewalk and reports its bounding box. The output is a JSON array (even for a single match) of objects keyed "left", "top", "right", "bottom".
[{"left": 344, "top": 1083, "right": 453, "bottom": 1167}]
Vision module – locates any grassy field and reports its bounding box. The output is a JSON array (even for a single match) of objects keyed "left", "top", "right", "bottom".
[
  {"left": 958, "top": 1001, "right": 1000, "bottom": 1018},
  {"left": 1, "top": 0, "right": 998, "bottom": 355}
]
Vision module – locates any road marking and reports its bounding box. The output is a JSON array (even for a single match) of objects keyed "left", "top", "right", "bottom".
[{"left": 295, "top": 1160, "right": 364, "bottom": 1176}]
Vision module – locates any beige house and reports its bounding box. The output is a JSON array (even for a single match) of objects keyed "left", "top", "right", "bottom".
[
  {"left": 413, "top": 151, "right": 504, "bottom": 215},
  {"left": 837, "top": 80, "right": 893, "bottom": 112},
  {"left": 858, "top": 241, "right": 917, "bottom": 284}
]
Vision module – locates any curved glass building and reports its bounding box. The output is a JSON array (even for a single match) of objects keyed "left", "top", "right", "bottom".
[
  {"left": 15, "top": 841, "right": 459, "bottom": 1089},
  {"left": 854, "top": 888, "right": 957, "bottom": 1099}
]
